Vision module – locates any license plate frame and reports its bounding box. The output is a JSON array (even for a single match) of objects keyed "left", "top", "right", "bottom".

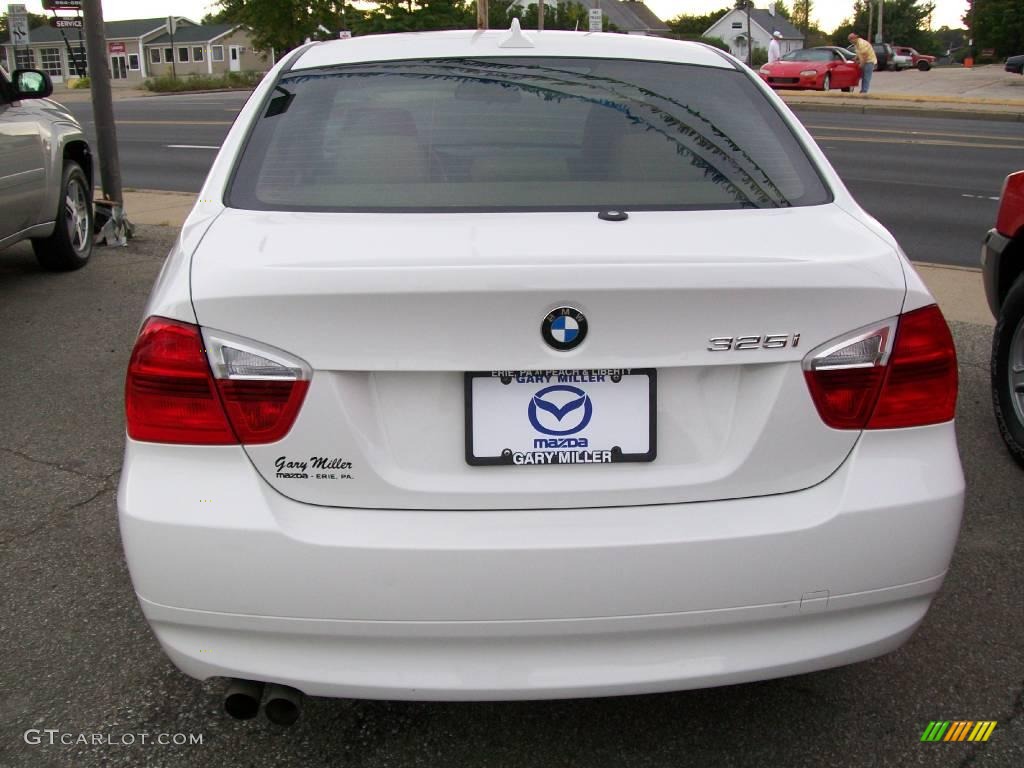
[{"left": 464, "top": 369, "right": 657, "bottom": 466}]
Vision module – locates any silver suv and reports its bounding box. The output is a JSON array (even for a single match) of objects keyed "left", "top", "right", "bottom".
[{"left": 0, "top": 65, "right": 93, "bottom": 270}]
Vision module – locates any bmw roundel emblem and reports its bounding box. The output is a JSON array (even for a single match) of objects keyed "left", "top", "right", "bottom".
[{"left": 542, "top": 307, "right": 588, "bottom": 351}]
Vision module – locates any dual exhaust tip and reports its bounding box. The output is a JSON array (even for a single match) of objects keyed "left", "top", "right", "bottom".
[{"left": 224, "top": 679, "right": 303, "bottom": 725}]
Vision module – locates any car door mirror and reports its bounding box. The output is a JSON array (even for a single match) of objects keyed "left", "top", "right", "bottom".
[{"left": 12, "top": 69, "right": 53, "bottom": 100}]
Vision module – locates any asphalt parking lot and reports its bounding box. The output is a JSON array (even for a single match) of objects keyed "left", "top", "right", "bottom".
[{"left": 1, "top": 227, "right": 1022, "bottom": 767}]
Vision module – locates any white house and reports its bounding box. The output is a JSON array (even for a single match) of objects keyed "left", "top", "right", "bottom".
[{"left": 703, "top": 5, "right": 804, "bottom": 62}]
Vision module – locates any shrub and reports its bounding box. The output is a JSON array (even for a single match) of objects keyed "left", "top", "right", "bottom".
[
  {"left": 144, "top": 70, "right": 264, "bottom": 93},
  {"left": 69, "top": 76, "right": 90, "bottom": 89},
  {"left": 668, "top": 33, "right": 730, "bottom": 52}
]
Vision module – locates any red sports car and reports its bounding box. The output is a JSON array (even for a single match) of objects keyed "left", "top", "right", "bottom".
[{"left": 759, "top": 47, "right": 861, "bottom": 92}]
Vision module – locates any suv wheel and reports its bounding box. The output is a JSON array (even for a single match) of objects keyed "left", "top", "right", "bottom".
[
  {"left": 992, "top": 271, "right": 1024, "bottom": 467},
  {"left": 917, "top": 61, "right": 931, "bottom": 71},
  {"left": 31, "top": 161, "right": 93, "bottom": 271}
]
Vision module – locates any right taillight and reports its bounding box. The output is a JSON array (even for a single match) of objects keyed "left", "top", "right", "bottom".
[
  {"left": 803, "top": 304, "right": 957, "bottom": 430},
  {"left": 125, "top": 317, "right": 311, "bottom": 445}
]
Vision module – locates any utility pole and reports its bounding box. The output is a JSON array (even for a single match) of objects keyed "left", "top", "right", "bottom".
[
  {"left": 877, "top": 0, "right": 884, "bottom": 43},
  {"left": 477, "top": 0, "right": 487, "bottom": 29},
  {"left": 867, "top": 1, "right": 873, "bottom": 46},
  {"left": 167, "top": 15, "right": 176, "bottom": 80},
  {"left": 82, "top": 0, "right": 130, "bottom": 244},
  {"left": 538, "top": 0, "right": 544, "bottom": 31},
  {"left": 745, "top": 1, "right": 752, "bottom": 66}
]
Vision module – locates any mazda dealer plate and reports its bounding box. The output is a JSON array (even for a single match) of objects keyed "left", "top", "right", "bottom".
[{"left": 465, "top": 370, "right": 656, "bottom": 466}]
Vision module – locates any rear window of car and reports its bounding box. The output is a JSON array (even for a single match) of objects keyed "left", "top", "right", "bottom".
[{"left": 228, "top": 57, "right": 831, "bottom": 212}]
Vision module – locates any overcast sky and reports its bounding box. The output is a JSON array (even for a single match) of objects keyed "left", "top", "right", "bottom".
[{"left": 17, "top": 1, "right": 970, "bottom": 34}]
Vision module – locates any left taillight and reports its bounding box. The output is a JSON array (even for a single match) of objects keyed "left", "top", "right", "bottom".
[{"left": 125, "top": 317, "right": 310, "bottom": 445}]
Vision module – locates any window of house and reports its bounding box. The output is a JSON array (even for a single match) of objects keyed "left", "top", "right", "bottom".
[
  {"left": 128, "top": 53, "right": 140, "bottom": 70},
  {"left": 164, "top": 48, "right": 173, "bottom": 63},
  {"left": 150, "top": 48, "right": 161, "bottom": 64},
  {"left": 212, "top": 45, "right": 224, "bottom": 62},
  {"left": 39, "top": 47, "right": 63, "bottom": 77},
  {"left": 15, "top": 48, "right": 34, "bottom": 69},
  {"left": 193, "top": 46, "right": 204, "bottom": 62},
  {"left": 178, "top": 47, "right": 189, "bottom": 63}
]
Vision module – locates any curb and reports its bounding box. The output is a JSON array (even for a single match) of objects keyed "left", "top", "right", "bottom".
[
  {"left": 782, "top": 100, "right": 1024, "bottom": 122},
  {"left": 138, "top": 87, "right": 257, "bottom": 98}
]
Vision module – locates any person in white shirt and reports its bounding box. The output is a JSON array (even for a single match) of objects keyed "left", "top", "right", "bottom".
[{"left": 768, "top": 31, "right": 783, "bottom": 64}]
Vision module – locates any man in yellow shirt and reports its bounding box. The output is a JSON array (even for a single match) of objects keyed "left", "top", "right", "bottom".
[{"left": 848, "top": 33, "right": 878, "bottom": 94}]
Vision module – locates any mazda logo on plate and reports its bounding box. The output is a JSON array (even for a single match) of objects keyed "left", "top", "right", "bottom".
[
  {"left": 542, "top": 307, "right": 588, "bottom": 351},
  {"left": 528, "top": 385, "right": 593, "bottom": 436}
]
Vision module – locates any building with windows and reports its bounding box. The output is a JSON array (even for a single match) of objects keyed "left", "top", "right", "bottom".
[
  {"left": 0, "top": 17, "right": 272, "bottom": 86},
  {"left": 144, "top": 24, "right": 271, "bottom": 78},
  {"left": 703, "top": 5, "right": 804, "bottom": 62}
]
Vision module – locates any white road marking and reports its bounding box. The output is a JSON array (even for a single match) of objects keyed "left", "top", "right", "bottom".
[
  {"left": 960, "top": 194, "right": 1001, "bottom": 201},
  {"left": 166, "top": 144, "right": 220, "bottom": 150}
]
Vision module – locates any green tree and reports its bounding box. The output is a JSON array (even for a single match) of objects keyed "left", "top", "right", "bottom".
[
  {"left": 965, "top": 0, "right": 1024, "bottom": 58},
  {"left": 832, "top": 0, "right": 935, "bottom": 50},
  {"left": 494, "top": 2, "right": 617, "bottom": 33},
  {"left": 791, "top": 0, "right": 813, "bottom": 33},
  {"left": 211, "top": 0, "right": 362, "bottom": 52},
  {"left": 666, "top": 6, "right": 730, "bottom": 36},
  {"left": 360, "top": 0, "right": 473, "bottom": 34}
]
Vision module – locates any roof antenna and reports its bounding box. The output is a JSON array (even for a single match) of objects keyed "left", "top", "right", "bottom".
[{"left": 500, "top": 17, "right": 534, "bottom": 48}]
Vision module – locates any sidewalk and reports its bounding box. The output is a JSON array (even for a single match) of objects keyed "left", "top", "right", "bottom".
[
  {"left": 778, "top": 65, "right": 1024, "bottom": 121},
  {"left": 116, "top": 189, "right": 994, "bottom": 327}
]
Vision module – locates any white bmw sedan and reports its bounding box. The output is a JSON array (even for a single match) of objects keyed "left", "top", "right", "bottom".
[{"left": 119, "top": 27, "right": 964, "bottom": 718}]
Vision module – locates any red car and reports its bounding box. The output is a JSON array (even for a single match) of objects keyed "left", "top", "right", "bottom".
[
  {"left": 893, "top": 46, "right": 936, "bottom": 71},
  {"left": 982, "top": 171, "right": 1024, "bottom": 466},
  {"left": 759, "top": 47, "right": 861, "bottom": 92}
]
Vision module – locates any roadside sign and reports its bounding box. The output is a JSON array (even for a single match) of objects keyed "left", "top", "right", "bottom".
[
  {"left": 338, "top": 30, "right": 352, "bottom": 39},
  {"left": 41, "top": 0, "right": 81, "bottom": 9},
  {"left": 7, "top": 4, "right": 29, "bottom": 46},
  {"left": 981, "top": 48, "right": 995, "bottom": 58},
  {"left": 49, "top": 17, "right": 82, "bottom": 28},
  {"left": 588, "top": 8, "right": 602, "bottom": 33}
]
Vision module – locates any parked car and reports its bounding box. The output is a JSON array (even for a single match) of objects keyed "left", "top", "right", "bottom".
[
  {"left": 847, "top": 42, "right": 896, "bottom": 71},
  {"left": 120, "top": 28, "right": 963, "bottom": 723},
  {"left": 982, "top": 170, "right": 1024, "bottom": 467},
  {"left": 0, "top": 64, "right": 93, "bottom": 270},
  {"left": 759, "top": 46, "right": 861, "bottom": 91},
  {"left": 891, "top": 47, "right": 913, "bottom": 70},
  {"left": 894, "top": 45, "right": 936, "bottom": 71},
  {"left": 1006, "top": 54, "right": 1024, "bottom": 75}
]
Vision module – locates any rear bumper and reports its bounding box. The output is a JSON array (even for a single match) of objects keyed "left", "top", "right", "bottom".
[
  {"left": 118, "top": 422, "right": 964, "bottom": 700},
  {"left": 981, "top": 227, "right": 1011, "bottom": 318}
]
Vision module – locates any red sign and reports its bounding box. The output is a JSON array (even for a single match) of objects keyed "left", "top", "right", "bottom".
[{"left": 108, "top": 42, "right": 126, "bottom": 53}]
